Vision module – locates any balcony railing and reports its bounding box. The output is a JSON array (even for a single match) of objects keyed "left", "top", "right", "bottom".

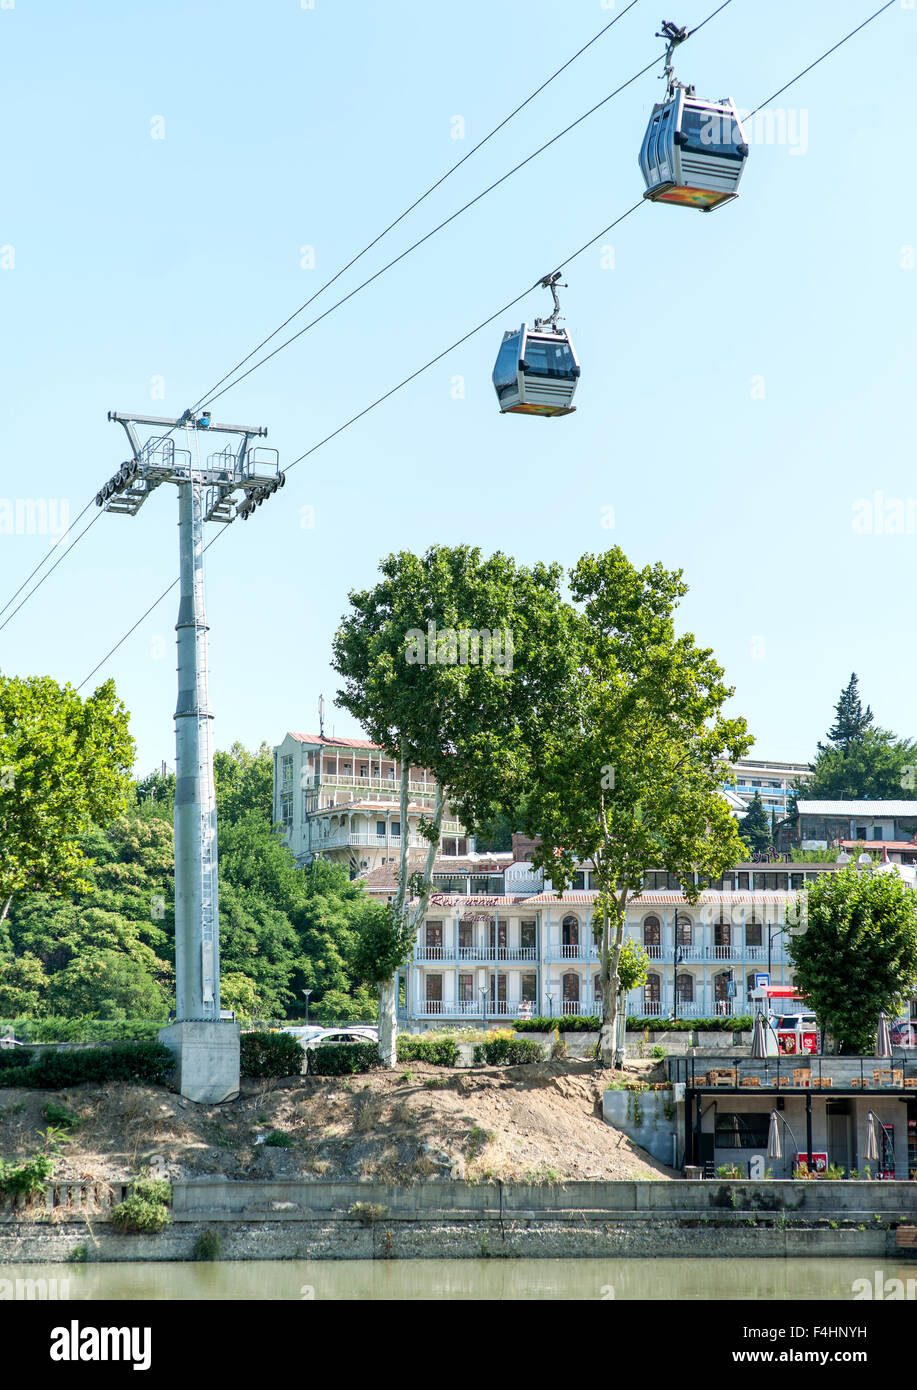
[
  {"left": 309, "top": 773, "right": 433, "bottom": 794},
  {"left": 412, "top": 1000, "right": 532, "bottom": 1019},
  {"left": 548, "top": 944, "right": 599, "bottom": 961},
  {"left": 417, "top": 946, "right": 538, "bottom": 963}
]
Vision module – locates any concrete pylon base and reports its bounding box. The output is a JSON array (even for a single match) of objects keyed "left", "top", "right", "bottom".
[{"left": 158, "top": 1021, "right": 240, "bottom": 1103}]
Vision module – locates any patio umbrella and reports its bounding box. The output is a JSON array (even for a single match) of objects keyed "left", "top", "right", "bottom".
[
  {"left": 876, "top": 1013, "right": 892, "bottom": 1057},
  {"left": 751, "top": 1014, "right": 768, "bottom": 1059},
  {"left": 767, "top": 1111, "right": 782, "bottom": 1161},
  {"left": 863, "top": 1113, "right": 879, "bottom": 1164}
]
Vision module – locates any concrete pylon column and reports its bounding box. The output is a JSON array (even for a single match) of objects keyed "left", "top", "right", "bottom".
[{"left": 159, "top": 479, "right": 239, "bottom": 1103}]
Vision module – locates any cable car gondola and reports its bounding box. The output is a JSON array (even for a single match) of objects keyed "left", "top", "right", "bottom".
[
  {"left": 492, "top": 272, "right": 580, "bottom": 417},
  {"left": 639, "top": 20, "right": 749, "bottom": 212}
]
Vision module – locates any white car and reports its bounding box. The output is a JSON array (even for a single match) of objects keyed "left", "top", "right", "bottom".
[
  {"left": 304, "top": 1027, "right": 378, "bottom": 1048},
  {"left": 281, "top": 1026, "right": 327, "bottom": 1044}
]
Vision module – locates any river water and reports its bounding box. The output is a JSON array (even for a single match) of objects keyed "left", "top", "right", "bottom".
[{"left": 3, "top": 1257, "right": 913, "bottom": 1300}]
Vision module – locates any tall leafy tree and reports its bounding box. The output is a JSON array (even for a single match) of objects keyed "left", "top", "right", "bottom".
[
  {"left": 738, "top": 791, "right": 772, "bottom": 855},
  {"left": 789, "top": 866, "right": 917, "bottom": 1053},
  {"left": 0, "top": 674, "right": 134, "bottom": 922},
  {"left": 526, "top": 548, "right": 751, "bottom": 1066},
  {"left": 332, "top": 545, "right": 575, "bottom": 1064}
]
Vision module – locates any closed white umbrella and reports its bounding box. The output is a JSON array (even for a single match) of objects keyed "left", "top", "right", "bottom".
[
  {"left": 767, "top": 1110, "right": 782, "bottom": 1161},
  {"left": 864, "top": 1112, "right": 880, "bottom": 1164},
  {"left": 876, "top": 1013, "right": 892, "bottom": 1057},
  {"left": 751, "top": 1013, "right": 768, "bottom": 1059}
]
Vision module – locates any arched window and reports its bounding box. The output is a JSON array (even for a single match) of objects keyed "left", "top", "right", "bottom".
[
  {"left": 676, "top": 972, "right": 694, "bottom": 1002},
  {"left": 676, "top": 916, "right": 693, "bottom": 947},
  {"left": 562, "top": 915, "right": 580, "bottom": 953},
  {"left": 644, "top": 972, "right": 661, "bottom": 1007},
  {"left": 643, "top": 915, "right": 661, "bottom": 955},
  {"left": 746, "top": 972, "right": 757, "bottom": 1003},
  {"left": 562, "top": 972, "right": 580, "bottom": 1004}
]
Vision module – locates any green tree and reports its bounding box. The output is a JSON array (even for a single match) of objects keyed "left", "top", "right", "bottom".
[
  {"left": 0, "top": 952, "right": 49, "bottom": 1016},
  {"left": 333, "top": 545, "right": 575, "bottom": 1064},
  {"left": 738, "top": 791, "right": 772, "bottom": 855},
  {"left": 526, "top": 548, "right": 751, "bottom": 1066},
  {"left": 45, "top": 949, "right": 167, "bottom": 1020},
  {"left": 820, "top": 673, "right": 873, "bottom": 754},
  {"left": 789, "top": 866, "right": 917, "bottom": 1053},
  {"left": 801, "top": 675, "right": 916, "bottom": 801},
  {"left": 213, "top": 742, "right": 273, "bottom": 826},
  {"left": 0, "top": 674, "right": 134, "bottom": 921},
  {"left": 294, "top": 859, "right": 376, "bottom": 1022},
  {"left": 8, "top": 816, "right": 174, "bottom": 990}
]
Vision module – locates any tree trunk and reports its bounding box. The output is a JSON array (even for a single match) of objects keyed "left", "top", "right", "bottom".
[
  {"left": 599, "top": 897, "right": 627, "bottom": 1068},
  {"left": 378, "top": 977, "right": 397, "bottom": 1068},
  {"left": 0, "top": 896, "right": 12, "bottom": 925}
]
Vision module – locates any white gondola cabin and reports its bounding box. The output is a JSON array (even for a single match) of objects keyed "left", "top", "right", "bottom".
[
  {"left": 639, "top": 88, "right": 749, "bottom": 211},
  {"left": 492, "top": 272, "right": 580, "bottom": 417}
]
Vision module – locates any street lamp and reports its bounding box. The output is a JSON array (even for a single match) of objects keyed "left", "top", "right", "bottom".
[
  {"left": 302, "top": 989, "right": 312, "bottom": 1027},
  {"left": 767, "top": 924, "right": 788, "bottom": 979},
  {"left": 672, "top": 913, "right": 686, "bottom": 1023}
]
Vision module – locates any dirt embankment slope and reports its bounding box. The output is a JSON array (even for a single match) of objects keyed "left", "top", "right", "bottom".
[{"left": 0, "top": 1059, "right": 674, "bottom": 1186}]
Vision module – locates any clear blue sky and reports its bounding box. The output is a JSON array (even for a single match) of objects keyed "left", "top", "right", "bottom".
[{"left": 1, "top": 0, "right": 913, "bottom": 775}]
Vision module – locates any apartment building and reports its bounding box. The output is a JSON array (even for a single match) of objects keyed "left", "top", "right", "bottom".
[
  {"left": 723, "top": 757, "right": 812, "bottom": 822},
  {"left": 272, "top": 732, "right": 470, "bottom": 874},
  {"left": 369, "top": 846, "right": 888, "bottom": 1029}
]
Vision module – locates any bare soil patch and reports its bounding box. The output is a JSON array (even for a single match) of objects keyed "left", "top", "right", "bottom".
[{"left": 0, "top": 1059, "right": 674, "bottom": 1185}]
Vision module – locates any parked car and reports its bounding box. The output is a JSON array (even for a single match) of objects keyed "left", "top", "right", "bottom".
[
  {"left": 304, "top": 1027, "right": 379, "bottom": 1049},
  {"left": 890, "top": 1021, "right": 917, "bottom": 1047},
  {"left": 281, "top": 1026, "right": 327, "bottom": 1044}
]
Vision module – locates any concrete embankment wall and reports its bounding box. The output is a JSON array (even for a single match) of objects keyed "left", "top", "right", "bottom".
[{"left": 3, "top": 1179, "right": 916, "bottom": 1262}]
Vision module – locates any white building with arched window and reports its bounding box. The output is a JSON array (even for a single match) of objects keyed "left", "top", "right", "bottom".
[{"left": 385, "top": 853, "right": 898, "bottom": 1027}]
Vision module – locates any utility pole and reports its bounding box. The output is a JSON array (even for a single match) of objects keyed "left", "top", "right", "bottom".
[{"left": 99, "top": 409, "right": 284, "bottom": 1101}]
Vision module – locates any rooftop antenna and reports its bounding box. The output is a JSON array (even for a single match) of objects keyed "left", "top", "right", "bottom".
[
  {"left": 318, "top": 694, "right": 326, "bottom": 739},
  {"left": 98, "top": 408, "right": 285, "bottom": 1102}
]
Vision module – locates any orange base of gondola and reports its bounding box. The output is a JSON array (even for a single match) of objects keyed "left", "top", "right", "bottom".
[
  {"left": 643, "top": 182, "right": 738, "bottom": 212},
  {"left": 500, "top": 403, "right": 577, "bottom": 418}
]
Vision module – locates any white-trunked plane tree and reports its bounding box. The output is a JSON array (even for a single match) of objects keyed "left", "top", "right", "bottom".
[
  {"left": 98, "top": 409, "right": 285, "bottom": 1101},
  {"left": 332, "top": 545, "right": 576, "bottom": 1066}
]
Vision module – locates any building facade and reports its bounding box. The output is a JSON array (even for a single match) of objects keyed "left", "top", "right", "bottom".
[
  {"left": 723, "top": 757, "right": 812, "bottom": 822},
  {"left": 273, "top": 732, "right": 471, "bottom": 874},
  {"left": 392, "top": 855, "right": 866, "bottom": 1028},
  {"left": 791, "top": 800, "right": 917, "bottom": 858}
]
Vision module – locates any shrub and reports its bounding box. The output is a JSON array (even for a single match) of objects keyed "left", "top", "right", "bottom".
[
  {"left": 133, "top": 1178, "right": 172, "bottom": 1206},
  {"left": 395, "top": 1035, "right": 459, "bottom": 1067},
  {"left": 110, "top": 1195, "right": 170, "bottom": 1234},
  {"left": 41, "top": 1101, "right": 81, "bottom": 1130},
  {"left": 472, "top": 1037, "right": 544, "bottom": 1066},
  {"left": 240, "top": 1032, "right": 304, "bottom": 1079},
  {"left": 0, "top": 1042, "right": 173, "bottom": 1089},
  {"left": 347, "top": 1202, "right": 388, "bottom": 1224},
  {"left": 626, "top": 1016, "right": 754, "bottom": 1033},
  {"left": 0, "top": 1049, "right": 34, "bottom": 1072},
  {"left": 0, "top": 1153, "right": 54, "bottom": 1198},
  {"left": 514, "top": 1015, "right": 600, "bottom": 1033},
  {"left": 307, "top": 1042, "right": 379, "bottom": 1076},
  {"left": 0, "top": 1019, "right": 166, "bottom": 1044},
  {"left": 193, "top": 1228, "right": 222, "bottom": 1261},
  {"left": 264, "top": 1130, "right": 293, "bottom": 1148}
]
